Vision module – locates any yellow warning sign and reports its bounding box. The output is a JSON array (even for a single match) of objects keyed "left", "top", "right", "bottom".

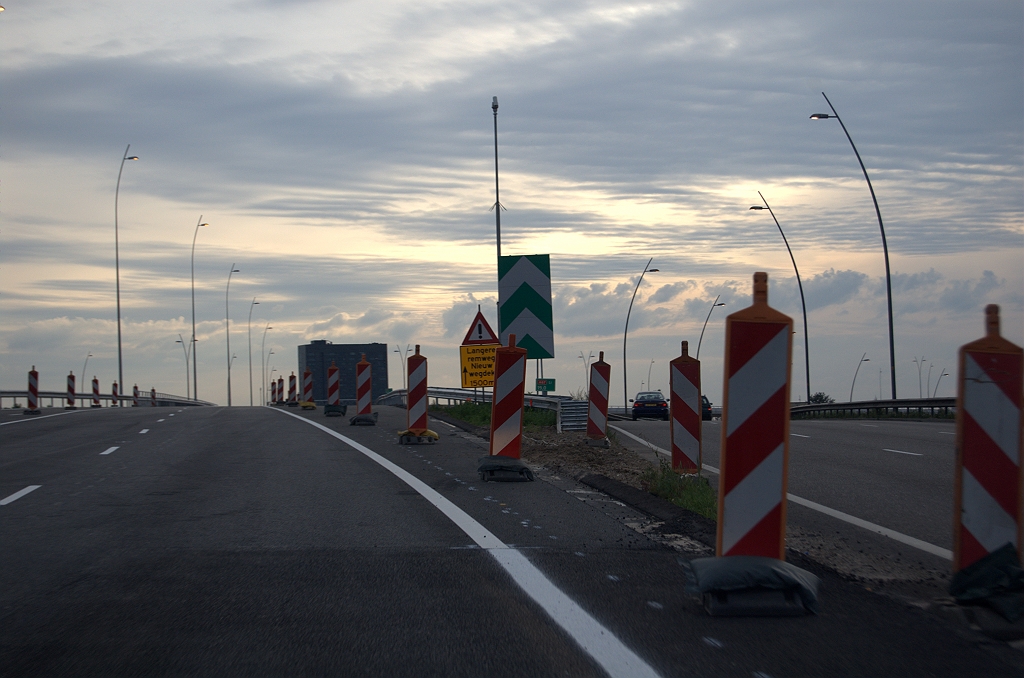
[{"left": 460, "top": 344, "right": 499, "bottom": 388}]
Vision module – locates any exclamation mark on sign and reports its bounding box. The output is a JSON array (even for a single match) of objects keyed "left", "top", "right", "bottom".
[{"left": 477, "top": 324, "right": 483, "bottom": 339}]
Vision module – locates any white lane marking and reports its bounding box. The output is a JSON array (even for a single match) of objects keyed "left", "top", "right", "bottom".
[
  {"left": 884, "top": 448, "right": 922, "bottom": 456},
  {"left": 157, "top": 419, "right": 165, "bottom": 422},
  {"left": 791, "top": 433, "right": 809, "bottom": 438},
  {"left": 0, "top": 409, "right": 87, "bottom": 426},
  {"left": 939, "top": 431, "right": 954, "bottom": 435},
  {"left": 139, "top": 429, "right": 149, "bottom": 434},
  {"left": 275, "top": 408, "right": 661, "bottom": 678},
  {"left": 608, "top": 424, "right": 951, "bottom": 560},
  {"left": 860, "top": 424, "right": 878, "bottom": 427},
  {"left": 100, "top": 446, "right": 119, "bottom": 456},
  {"left": 1, "top": 485, "right": 41, "bottom": 505}
]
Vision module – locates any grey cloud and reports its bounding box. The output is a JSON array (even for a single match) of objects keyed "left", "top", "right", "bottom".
[{"left": 939, "top": 270, "right": 1005, "bottom": 312}]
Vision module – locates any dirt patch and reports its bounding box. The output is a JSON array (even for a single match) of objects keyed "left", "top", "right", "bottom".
[{"left": 520, "top": 427, "right": 655, "bottom": 488}]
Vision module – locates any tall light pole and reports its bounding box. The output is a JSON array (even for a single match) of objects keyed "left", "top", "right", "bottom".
[
  {"left": 750, "top": 192, "right": 811, "bottom": 401},
  {"left": 394, "top": 344, "right": 412, "bottom": 390},
  {"left": 81, "top": 352, "right": 93, "bottom": 384},
  {"left": 913, "top": 356, "right": 927, "bottom": 398},
  {"left": 647, "top": 359, "right": 655, "bottom": 391},
  {"left": 190, "top": 217, "right": 208, "bottom": 401},
  {"left": 265, "top": 350, "right": 275, "bottom": 403},
  {"left": 578, "top": 351, "right": 594, "bottom": 389},
  {"left": 225, "top": 264, "right": 240, "bottom": 406},
  {"left": 491, "top": 96, "right": 504, "bottom": 259},
  {"left": 927, "top": 362, "right": 933, "bottom": 399},
  {"left": 850, "top": 353, "right": 870, "bottom": 402},
  {"left": 176, "top": 334, "right": 191, "bottom": 397},
  {"left": 623, "top": 258, "right": 658, "bottom": 412},
  {"left": 933, "top": 369, "right": 950, "bottom": 397},
  {"left": 261, "top": 323, "right": 272, "bottom": 405},
  {"left": 696, "top": 296, "right": 726, "bottom": 359},
  {"left": 812, "top": 92, "right": 896, "bottom": 399},
  {"left": 114, "top": 145, "right": 139, "bottom": 404},
  {"left": 247, "top": 298, "right": 259, "bottom": 406}
]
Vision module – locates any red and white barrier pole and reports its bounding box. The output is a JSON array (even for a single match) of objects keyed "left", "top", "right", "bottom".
[
  {"left": 288, "top": 372, "right": 297, "bottom": 405},
  {"left": 132, "top": 384, "right": 140, "bottom": 407},
  {"left": 151, "top": 388, "right": 157, "bottom": 407},
  {"left": 954, "top": 304, "right": 1024, "bottom": 571},
  {"left": 586, "top": 352, "right": 611, "bottom": 441},
  {"left": 112, "top": 381, "right": 119, "bottom": 408},
  {"left": 277, "top": 377, "right": 284, "bottom": 405},
  {"left": 670, "top": 341, "right": 702, "bottom": 474},
  {"left": 67, "top": 371, "right": 77, "bottom": 410},
  {"left": 327, "top": 361, "right": 340, "bottom": 406},
  {"left": 92, "top": 376, "right": 101, "bottom": 408},
  {"left": 407, "top": 345, "right": 428, "bottom": 434},
  {"left": 356, "top": 355, "right": 372, "bottom": 415},
  {"left": 717, "top": 272, "right": 793, "bottom": 559},
  {"left": 302, "top": 367, "right": 314, "bottom": 404},
  {"left": 489, "top": 334, "right": 528, "bottom": 459},
  {"left": 25, "top": 366, "right": 40, "bottom": 414},
  {"left": 271, "top": 379, "right": 278, "bottom": 404}
]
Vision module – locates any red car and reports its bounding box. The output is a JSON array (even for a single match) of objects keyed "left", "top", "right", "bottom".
[{"left": 631, "top": 391, "right": 669, "bottom": 420}]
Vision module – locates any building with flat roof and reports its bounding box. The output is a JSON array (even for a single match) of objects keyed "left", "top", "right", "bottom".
[{"left": 297, "top": 340, "right": 389, "bottom": 403}]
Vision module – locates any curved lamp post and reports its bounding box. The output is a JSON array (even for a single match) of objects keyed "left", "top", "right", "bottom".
[
  {"left": 933, "top": 369, "right": 950, "bottom": 397},
  {"left": 190, "top": 217, "right": 208, "bottom": 401},
  {"left": 114, "top": 145, "right": 139, "bottom": 404},
  {"left": 812, "top": 92, "right": 896, "bottom": 399},
  {"left": 850, "top": 353, "right": 870, "bottom": 402},
  {"left": 696, "top": 296, "right": 726, "bottom": 359},
  {"left": 750, "top": 192, "right": 811, "bottom": 401},
  {"left": 623, "top": 258, "right": 658, "bottom": 412},
  {"left": 912, "top": 356, "right": 927, "bottom": 399},
  {"left": 176, "top": 334, "right": 191, "bottom": 397},
  {"left": 265, "top": 350, "right": 276, "bottom": 403},
  {"left": 225, "top": 264, "right": 240, "bottom": 406},
  {"left": 81, "top": 352, "right": 93, "bottom": 385},
  {"left": 647, "top": 359, "right": 655, "bottom": 391},
  {"left": 247, "top": 298, "right": 259, "bottom": 406},
  {"left": 578, "top": 351, "right": 595, "bottom": 389},
  {"left": 261, "top": 323, "right": 272, "bottom": 405}
]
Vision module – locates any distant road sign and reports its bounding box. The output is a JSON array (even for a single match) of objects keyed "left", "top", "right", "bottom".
[
  {"left": 460, "top": 344, "right": 499, "bottom": 387},
  {"left": 462, "top": 309, "right": 500, "bottom": 345},
  {"left": 536, "top": 378, "right": 555, "bottom": 392}
]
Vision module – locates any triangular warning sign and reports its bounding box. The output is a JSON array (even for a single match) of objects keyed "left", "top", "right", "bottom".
[{"left": 462, "top": 309, "right": 500, "bottom": 345}]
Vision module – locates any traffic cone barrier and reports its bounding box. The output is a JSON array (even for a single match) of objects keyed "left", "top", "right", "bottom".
[
  {"left": 271, "top": 379, "right": 278, "bottom": 404},
  {"left": 133, "top": 384, "right": 140, "bottom": 407},
  {"left": 324, "top": 360, "right": 344, "bottom": 416},
  {"left": 670, "top": 341, "right": 702, "bottom": 474},
  {"left": 277, "top": 377, "right": 285, "bottom": 406},
  {"left": 478, "top": 335, "right": 533, "bottom": 481},
  {"left": 300, "top": 367, "right": 316, "bottom": 410},
  {"left": 24, "top": 366, "right": 40, "bottom": 415},
  {"left": 92, "top": 376, "right": 101, "bottom": 408},
  {"left": 66, "top": 371, "right": 77, "bottom": 410},
  {"left": 399, "top": 346, "right": 438, "bottom": 443},
  {"left": 953, "top": 305, "right": 1024, "bottom": 571},
  {"left": 717, "top": 272, "right": 793, "bottom": 559},
  {"left": 287, "top": 372, "right": 297, "bottom": 407},
  {"left": 112, "top": 381, "right": 119, "bottom": 408},
  {"left": 586, "top": 351, "right": 611, "bottom": 446},
  {"left": 151, "top": 388, "right": 157, "bottom": 407},
  {"left": 350, "top": 354, "right": 377, "bottom": 425}
]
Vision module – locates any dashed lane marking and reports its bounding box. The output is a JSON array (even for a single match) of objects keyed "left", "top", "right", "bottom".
[
  {"left": 100, "top": 446, "right": 119, "bottom": 456},
  {"left": 1, "top": 485, "right": 41, "bottom": 505},
  {"left": 139, "top": 429, "right": 149, "bottom": 434},
  {"left": 275, "top": 408, "right": 662, "bottom": 678},
  {"left": 609, "top": 424, "right": 952, "bottom": 560},
  {"left": 884, "top": 448, "right": 922, "bottom": 456}
]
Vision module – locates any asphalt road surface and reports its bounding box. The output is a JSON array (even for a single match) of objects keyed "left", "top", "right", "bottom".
[{"left": 2, "top": 406, "right": 1019, "bottom": 676}]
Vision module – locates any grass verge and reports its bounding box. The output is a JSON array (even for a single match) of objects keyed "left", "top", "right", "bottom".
[
  {"left": 641, "top": 459, "right": 718, "bottom": 520},
  {"left": 430, "top": 402, "right": 556, "bottom": 430}
]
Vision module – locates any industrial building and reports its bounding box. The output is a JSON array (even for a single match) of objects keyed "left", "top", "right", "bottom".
[{"left": 296, "top": 340, "right": 389, "bottom": 404}]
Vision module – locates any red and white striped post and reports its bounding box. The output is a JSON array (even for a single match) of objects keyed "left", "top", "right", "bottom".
[
  {"left": 277, "top": 377, "right": 284, "bottom": 405},
  {"left": 132, "top": 384, "right": 140, "bottom": 407},
  {"left": 288, "top": 372, "right": 297, "bottom": 405},
  {"left": 151, "top": 388, "right": 157, "bottom": 407},
  {"left": 92, "top": 376, "right": 101, "bottom": 408},
  {"left": 489, "top": 334, "right": 528, "bottom": 459},
  {"left": 356, "top": 354, "right": 372, "bottom": 415},
  {"left": 301, "top": 366, "right": 314, "bottom": 406},
  {"left": 67, "top": 371, "right": 77, "bottom": 409},
  {"left": 26, "top": 366, "right": 40, "bottom": 414},
  {"left": 670, "top": 341, "right": 702, "bottom": 474},
  {"left": 270, "top": 378, "right": 278, "bottom": 404},
  {"left": 717, "top": 272, "right": 793, "bottom": 559},
  {"left": 586, "top": 352, "right": 611, "bottom": 441},
  {"left": 407, "top": 345, "right": 428, "bottom": 435},
  {"left": 954, "top": 304, "right": 1024, "bottom": 571},
  {"left": 327, "top": 361, "right": 340, "bottom": 406},
  {"left": 112, "top": 381, "right": 120, "bottom": 409}
]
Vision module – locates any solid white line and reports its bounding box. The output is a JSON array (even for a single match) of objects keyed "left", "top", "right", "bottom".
[
  {"left": 1, "top": 485, "right": 41, "bottom": 505},
  {"left": 274, "top": 408, "right": 660, "bottom": 678},
  {"left": 791, "top": 433, "right": 809, "bottom": 438},
  {"left": 608, "top": 424, "right": 950, "bottom": 560},
  {"left": 139, "top": 429, "right": 149, "bottom": 434},
  {"left": 884, "top": 448, "right": 922, "bottom": 456},
  {"left": 100, "top": 446, "right": 119, "bottom": 455},
  {"left": 860, "top": 424, "right": 878, "bottom": 427},
  {"left": 0, "top": 409, "right": 87, "bottom": 426}
]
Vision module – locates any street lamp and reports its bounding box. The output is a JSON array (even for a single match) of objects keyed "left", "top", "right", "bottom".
[
  {"left": 850, "top": 353, "right": 870, "bottom": 402},
  {"left": 647, "top": 359, "right": 655, "bottom": 391},
  {"left": 927, "top": 362, "right": 934, "bottom": 399},
  {"left": 696, "top": 296, "right": 726, "bottom": 359},
  {"left": 913, "top": 356, "right": 927, "bottom": 398},
  {"left": 491, "top": 96, "right": 505, "bottom": 259},
  {"left": 812, "top": 92, "right": 896, "bottom": 399},
  {"left": 265, "top": 350, "right": 276, "bottom": 403},
  {"left": 261, "top": 323, "right": 272, "bottom": 405},
  {"left": 933, "top": 369, "right": 950, "bottom": 397},
  {"left": 247, "top": 298, "right": 259, "bottom": 406},
  {"left": 225, "top": 264, "right": 240, "bottom": 406},
  {"left": 394, "top": 344, "right": 412, "bottom": 390},
  {"left": 81, "top": 352, "right": 93, "bottom": 384},
  {"left": 190, "top": 217, "right": 208, "bottom": 401},
  {"left": 578, "top": 351, "right": 594, "bottom": 390},
  {"left": 176, "top": 334, "right": 191, "bottom": 397},
  {"left": 750, "top": 193, "right": 811, "bottom": 402},
  {"left": 114, "top": 145, "right": 139, "bottom": 405},
  {"left": 623, "top": 258, "right": 658, "bottom": 412}
]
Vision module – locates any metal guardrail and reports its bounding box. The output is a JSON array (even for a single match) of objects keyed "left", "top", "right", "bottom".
[
  {"left": 0, "top": 390, "right": 213, "bottom": 409},
  {"left": 377, "top": 387, "right": 568, "bottom": 411},
  {"left": 791, "top": 397, "right": 955, "bottom": 419}
]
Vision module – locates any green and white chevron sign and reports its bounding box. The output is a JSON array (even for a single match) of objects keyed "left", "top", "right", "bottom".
[{"left": 498, "top": 254, "right": 554, "bottom": 359}]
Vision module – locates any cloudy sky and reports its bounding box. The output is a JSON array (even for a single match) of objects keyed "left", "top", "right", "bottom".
[{"left": 1, "top": 0, "right": 1021, "bottom": 407}]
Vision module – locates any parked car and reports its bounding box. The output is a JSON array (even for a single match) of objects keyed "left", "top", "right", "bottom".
[
  {"left": 702, "top": 395, "right": 713, "bottom": 421},
  {"left": 631, "top": 391, "right": 669, "bottom": 420}
]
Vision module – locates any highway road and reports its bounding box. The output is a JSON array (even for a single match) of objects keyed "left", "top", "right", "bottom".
[{"left": 1, "top": 406, "right": 1019, "bottom": 676}]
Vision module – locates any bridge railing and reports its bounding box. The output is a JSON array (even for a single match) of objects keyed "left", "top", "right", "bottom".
[
  {"left": 790, "top": 397, "right": 955, "bottom": 419},
  {"left": 0, "top": 390, "right": 214, "bottom": 409},
  {"left": 377, "top": 387, "right": 569, "bottom": 411}
]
